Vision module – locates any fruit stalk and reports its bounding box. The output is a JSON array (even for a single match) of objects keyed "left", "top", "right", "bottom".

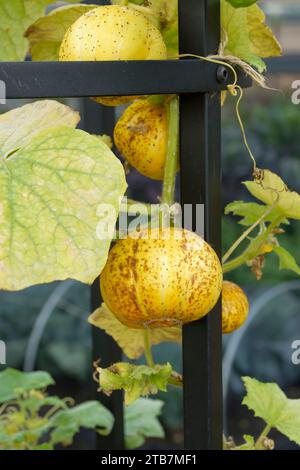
[
  {"left": 161, "top": 96, "right": 179, "bottom": 206},
  {"left": 144, "top": 329, "right": 155, "bottom": 368},
  {"left": 223, "top": 215, "right": 284, "bottom": 273}
]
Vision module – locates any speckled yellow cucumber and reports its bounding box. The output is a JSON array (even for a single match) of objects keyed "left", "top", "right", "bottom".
[
  {"left": 59, "top": 5, "right": 167, "bottom": 106},
  {"left": 222, "top": 280, "right": 249, "bottom": 334},
  {"left": 114, "top": 100, "right": 168, "bottom": 180},
  {"left": 100, "top": 227, "right": 223, "bottom": 329}
]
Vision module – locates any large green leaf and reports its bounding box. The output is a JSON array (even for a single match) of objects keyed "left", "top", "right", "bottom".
[
  {"left": 0, "top": 101, "right": 127, "bottom": 291},
  {"left": 0, "top": 368, "right": 54, "bottom": 402},
  {"left": 25, "top": 4, "right": 98, "bottom": 61},
  {"left": 0, "top": 0, "right": 81, "bottom": 61},
  {"left": 0, "top": 100, "right": 80, "bottom": 155},
  {"left": 243, "top": 377, "right": 300, "bottom": 446},
  {"left": 221, "top": 1, "right": 281, "bottom": 72},
  {"left": 125, "top": 398, "right": 164, "bottom": 449},
  {"left": 49, "top": 401, "right": 114, "bottom": 445}
]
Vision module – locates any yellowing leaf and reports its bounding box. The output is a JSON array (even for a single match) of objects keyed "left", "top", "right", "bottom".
[
  {"left": 96, "top": 362, "right": 172, "bottom": 405},
  {"left": 246, "top": 5, "right": 281, "bottom": 59},
  {"left": 243, "top": 377, "right": 300, "bottom": 446},
  {"left": 0, "top": 100, "right": 80, "bottom": 156},
  {"left": 89, "top": 304, "right": 181, "bottom": 360},
  {"left": 0, "top": 0, "right": 81, "bottom": 61},
  {"left": 26, "top": 4, "right": 98, "bottom": 61},
  {"left": 221, "top": 1, "right": 281, "bottom": 72},
  {"left": 243, "top": 170, "right": 300, "bottom": 220},
  {"left": 0, "top": 101, "right": 126, "bottom": 291}
]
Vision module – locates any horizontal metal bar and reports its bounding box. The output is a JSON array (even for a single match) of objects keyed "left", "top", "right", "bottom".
[{"left": 0, "top": 60, "right": 251, "bottom": 99}]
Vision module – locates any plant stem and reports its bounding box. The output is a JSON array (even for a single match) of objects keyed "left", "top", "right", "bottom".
[
  {"left": 222, "top": 205, "right": 279, "bottom": 264},
  {"left": 143, "top": 330, "right": 183, "bottom": 387},
  {"left": 223, "top": 216, "right": 284, "bottom": 273},
  {"left": 223, "top": 253, "right": 249, "bottom": 274},
  {"left": 254, "top": 424, "right": 272, "bottom": 450},
  {"left": 161, "top": 96, "right": 179, "bottom": 206},
  {"left": 144, "top": 329, "right": 155, "bottom": 368}
]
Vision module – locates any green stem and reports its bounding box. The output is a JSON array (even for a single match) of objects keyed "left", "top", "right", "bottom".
[
  {"left": 143, "top": 330, "right": 183, "bottom": 387},
  {"left": 223, "top": 253, "right": 248, "bottom": 274},
  {"left": 144, "top": 330, "right": 155, "bottom": 368},
  {"left": 223, "top": 216, "right": 284, "bottom": 274},
  {"left": 222, "top": 204, "right": 280, "bottom": 264},
  {"left": 254, "top": 424, "right": 272, "bottom": 450},
  {"left": 161, "top": 96, "right": 179, "bottom": 206}
]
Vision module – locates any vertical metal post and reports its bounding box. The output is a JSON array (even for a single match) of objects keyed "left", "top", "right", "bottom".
[
  {"left": 82, "top": 0, "right": 125, "bottom": 450},
  {"left": 82, "top": 97, "right": 124, "bottom": 450},
  {"left": 179, "top": 0, "right": 223, "bottom": 449}
]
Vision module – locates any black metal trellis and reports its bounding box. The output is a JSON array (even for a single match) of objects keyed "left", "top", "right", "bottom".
[{"left": 0, "top": 0, "right": 251, "bottom": 451}]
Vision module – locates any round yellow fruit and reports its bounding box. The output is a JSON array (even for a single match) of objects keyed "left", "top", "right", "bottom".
[
  {"left": 114, "top": 100, "right": 168, "bottom": 180},
  {"left": 222, "top": 280, "right": 249, "bottom": 334},
  {"left": 59, "top": 5, "right": 167, "bottom": 106},
  {"left": 100, "top": 228, "right": 223, "bottom": 329}
]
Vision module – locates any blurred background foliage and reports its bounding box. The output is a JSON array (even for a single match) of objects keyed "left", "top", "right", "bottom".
[{"left": 0, "top": 0, "right": 300, "bottom": 450}]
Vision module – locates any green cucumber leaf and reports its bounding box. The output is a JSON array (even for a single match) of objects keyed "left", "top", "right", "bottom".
[
  {"left": 274, "top": 246, "right": 300, "bottom": 276},
  {"left": 0, "top": 101, "right": 127, "bottom": 291},
  {"left": 96, "top": 362, "right": 172, "bottom": 405},
  {"left": 48, "top": 401, "right": 114, "bottom": 445},
  {"left": 244, "top": 169, "right": 300, "bottom": 220},
  {"left": 225, "top": 200, "right": 289, "bottom": 226},
  {"left": 21, "top": 395, "right": 68, "bottom": 414},
  {"left": 0, "top": 368, "right": 54, "bottom": 402},
  {"left": 125, "top": 398, "right": 164, "bottom": 449},
  {"left": 0, "top": 0, "right": 81, "bottom": 61},
  {"left": 25, "top": 4, "right": 98, "bottom": 61},
  {"left": 221, "top": 1, "right": 281, "bottom": 73},
  {"left": 243, "top": 377, "right": 300, "bottom": 446}
]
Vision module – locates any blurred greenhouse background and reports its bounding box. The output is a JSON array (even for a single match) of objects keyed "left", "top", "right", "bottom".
[{"left": 0, "top": 0, "right": 300, "bottom": 450}]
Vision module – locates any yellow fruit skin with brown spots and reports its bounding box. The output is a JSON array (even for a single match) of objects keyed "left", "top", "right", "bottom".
[
  {"left": 100, "top": 228, "right": 223, "bottom": 329},
  {"left": 222, "top": 280, "right": 249, "bottom": 334},
  {"left": 114, "top": 100, "right": 168, "bottom": 180},
  {"left": 59, "top": 5, "right": 167, "bottom": 106}
]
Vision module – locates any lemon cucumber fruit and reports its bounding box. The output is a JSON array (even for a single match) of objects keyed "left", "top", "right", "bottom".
[
  {"left": 100, "top": 228, "right": 222, "bottom": 329},
  {"left": 59, "top": 5, "right": 167, "bottom": 106},
  {"left": 114, "top": 100, "right": 168, "bottom": 180}
]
